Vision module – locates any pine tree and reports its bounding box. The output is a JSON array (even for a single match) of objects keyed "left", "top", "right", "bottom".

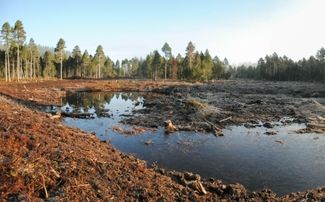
[
  {"left": 95, "top": 45, "right": 105, "bottom": 78},
  {"left": 28, "top": 38, "right": 39, "bottom": 78},
  {"left": 152, "top": 50, "right": 161, "bottom": 80},
  {"left": 55, "top": 38, "right": 65, "bottom": 79},
  {"left": 202, "top": 49, "right": 213, "bottom": 80},
  {"left": 1, "top": 22, "right": 12, "bottom": 81},
  {"left": 42, "top": 51, "right": 56, "bottom": 78},
  {"left": 72, "top": 45, "right": 82, "bottom": 77},
  {"left": 81, "top": 50, "right": 91, "bottom": 78},
  {"left": 13, "top": 20, "right": 26, "bottom": 81},
  {"left": 186, "top": 41, "right": 195, "bottom": 70},
  {"left": 161, "top": 42, "right": 172, "bottom": 80}
]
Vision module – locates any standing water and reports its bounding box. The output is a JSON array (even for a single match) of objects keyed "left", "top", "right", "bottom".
[
  {"left": 316, "top": 98, "right": 325, "bottom": 105},
  {"left": 61, "top": 92, "right": 325, "bottom": 195}
]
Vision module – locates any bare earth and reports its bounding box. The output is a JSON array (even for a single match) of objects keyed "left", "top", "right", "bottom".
[{"left": 0, "top": 79, "right": 325, "bottom": 201}]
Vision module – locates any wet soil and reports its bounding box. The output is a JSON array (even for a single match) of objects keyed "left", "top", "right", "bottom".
[
  {"left": 126, "top": 80, "right": 325, "bottom": 134},
  {"left": 0, "top": 79, "right": 192, "bottom": 106},
  {"left": 1, "top": 79, "right": 325, "bottom": 201}
]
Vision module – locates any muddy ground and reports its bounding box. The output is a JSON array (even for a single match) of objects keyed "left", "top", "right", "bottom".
[
  {"left": 126, "top": 80, "right": 325, "bottom": 134},
  {"left": 0, "top": 79, "right": 325, "bottom": 201}
]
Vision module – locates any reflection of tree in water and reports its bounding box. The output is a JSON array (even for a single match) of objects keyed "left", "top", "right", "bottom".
[{"left": 63, "top": 92, "right": 141, "bottom": 116}]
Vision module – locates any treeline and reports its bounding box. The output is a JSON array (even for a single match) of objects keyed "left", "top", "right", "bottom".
[
  {"left": 2, "top": 20, "right": 324, "bottom": 83},
  {"left": 0, "top": 20, "right": 232, "bottom": 82},
  {"left": 235, "top": 49, "right": 325, "bottom": 82}
]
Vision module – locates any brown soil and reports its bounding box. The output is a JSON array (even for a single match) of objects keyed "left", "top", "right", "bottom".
[
  {"left": 0, "top": 79, "right": 325, "bottom": 201},
  {"left": 126, "top": 80, "right": 325, "bottom": 134},
  {"left": 0, "top": 79, "right": 194, "bottom": 105}
]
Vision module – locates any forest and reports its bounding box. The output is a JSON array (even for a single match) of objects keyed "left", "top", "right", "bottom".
[
  {"left": 1, "top": 20, "right": 325, "bottom": 82},
  {"left": 235, "top": 49, "right": 325, "bottom": 82},
  {"left": 0, "top": 20, "right": 232, "bottom": 81}
]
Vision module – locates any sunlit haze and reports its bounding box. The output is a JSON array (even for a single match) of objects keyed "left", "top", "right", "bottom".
[{"left": 1, "top": 0, "right": 325, "bottom": 64}]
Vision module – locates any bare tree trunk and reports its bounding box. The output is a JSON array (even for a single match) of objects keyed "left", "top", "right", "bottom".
[
  {"left": 22, "top": 58, "right": 25, "bottom": 79},
  {"left": 24, "top": 58, "right": 28, "bottom": 79},
  {"left": 30, "top": 58, "right": 32, "bottom": 79},
  {"left": 37, "top": 60, "right": 39, "bottom": 78},
  {"left": 99, "top": 64, "right": 101, "bottom": 78},
  {"left": 4, "top": 51, "right": 8, "bottom": 82},
  {"left": 98, "top": 60, "right": 101, "bottom": 78},
  {"left": 83, "top": 64, "right": 85, "bottom": 78},
  {"left": 12, "top": 58, "right": 15, "bottom": 80},
  {"left": 164, "top": 62, "right": 167, "bottom": 81},
  {"left": 17, "top": 46, "right": 20, "bottom": 81},
  {"left": 154, "top": 66, "right": 157, "bottom": 81},
  {"left": 4, "top": 52, "right": 7, "bottom": 82},
  {"left": 33, "top": 57, "right": 36, "bottom": 79},
  {"left": 76, "top": 59, "right": 79, "bottom": 77},
  {"left": 60, "top": 53, "right": 63, "bottom": 80},
  {"left": 7, "top": 53, "right": 11, "bottom": 81},
  {"left": 82, "top": 64, "right": 84, "bottom": 78},
  {"left": 169, "top": 62, "right": 172, "bottom": 80},
  {"left": 30, "top": 52, "right": 33, "bottom": 79},
  {"left": 33, "top": 58, "right": 38, "bottom": 79},
  {"left": 20, "top": 58, "right": 24, "bottom": 79}
]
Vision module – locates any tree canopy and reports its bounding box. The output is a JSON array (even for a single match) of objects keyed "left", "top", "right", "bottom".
[
  {"left": 0, "top": 20, "right": 324, "bottom": 83},
  {"left": 55, "top": 38, "right": 66, "bottom": 79}
]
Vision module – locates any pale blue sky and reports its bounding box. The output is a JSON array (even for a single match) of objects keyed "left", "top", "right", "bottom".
[{"left": 1, "top": 0, "right": 325, "bottom": 64}]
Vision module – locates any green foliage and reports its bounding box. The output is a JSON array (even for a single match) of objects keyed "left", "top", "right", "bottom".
[
  {"left": 14, "top": 20, "right": 26, "bottom": 46},
  {"left": 201, "top": 50, "right": 213, "bottom": 80},
  {"left": 55, "top": 38, "right": 65, "bottom": 79},
  {"left": 42, "top": 51, "right": 56, "bottom": 78},
  {"left": 55, "top": 38, "right": 66, "bottom": 52},
  {"left": 13, "top": 20, "right": 26, "bottom": 81},
  {"left": 71, "top": 45, "right": 82, "bottom": 77},
  {"left": 162, "top": 42, "right": 172, "bottom": 59},
  {"left": 1, "top": 19, "right": 323, "bottom": 83},
  {"left": 121, "top": 59, "right": 129, "bottom": 77},
  {"left": 162, "top": 42, "right": 172, "bottom": 80},
  {"left": 213, "top": 56, "right": 226, "bottom": 79},
  {"left": 81, "top": 50, "right": 91, "bottom": 77},
  {"left": 129, "top": 57, "right": 139, "bottom": 77},
  {"left": 316, "top": 47, "right": 325, "bottom": 61},
  {"left": 1, "top": 22, "right": 12, "bottom": 81},
  {"left": 94, "top": 45, "right": 105, "bottom": 78},
  {"left": 1, "top": 22, "right": 12, "bottom": 49},
  {"left": 103, "top": 57, "right": 115, "bottom": 78},
  {"left": 152, "top": 50, "right": 161, "bottom": 80},
  {"left": 185, "top": 41, "right": 195, "bottom": 70},
  {"left": 114, "top": 60, "right": 121, "bottom": 77},
  {"left": 235, "top": 48, "right": 325, "bottom": 82}
]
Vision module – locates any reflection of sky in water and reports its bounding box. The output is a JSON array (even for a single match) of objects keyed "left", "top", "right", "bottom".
[
  {"left": 63, "top": 92, "right": 325, "bottom": 196},
  {"left": 316, "top": 97, "right": 325, "bottom": 105},
  {"left": 61, "top": 92, "right": 144, "bottom": 117}
]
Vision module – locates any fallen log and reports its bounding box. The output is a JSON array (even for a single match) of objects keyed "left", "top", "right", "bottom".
[
  {"left": 61, "top": 111, "right": 94, "bottom": 119},
  {"left": 219, "top": 116, "right": 232, "bottom": 123},
  {"left": 204, "top": 119, "right": 224, "bottom": 136},
  {"left": 204, "top": 119, "right": 218, "bottom": 129}
]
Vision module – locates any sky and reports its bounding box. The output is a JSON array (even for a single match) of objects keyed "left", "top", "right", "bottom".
[{"left": 1, "top": 0, "right": 325, "bottom": 65}]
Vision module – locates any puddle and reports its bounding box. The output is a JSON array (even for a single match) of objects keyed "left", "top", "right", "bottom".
[
  {"left": 316, "top": 98, "right": 325, "bottom": 105},
  {"left": 62, "top": 92, "right": 325, "bottom": 195}
]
